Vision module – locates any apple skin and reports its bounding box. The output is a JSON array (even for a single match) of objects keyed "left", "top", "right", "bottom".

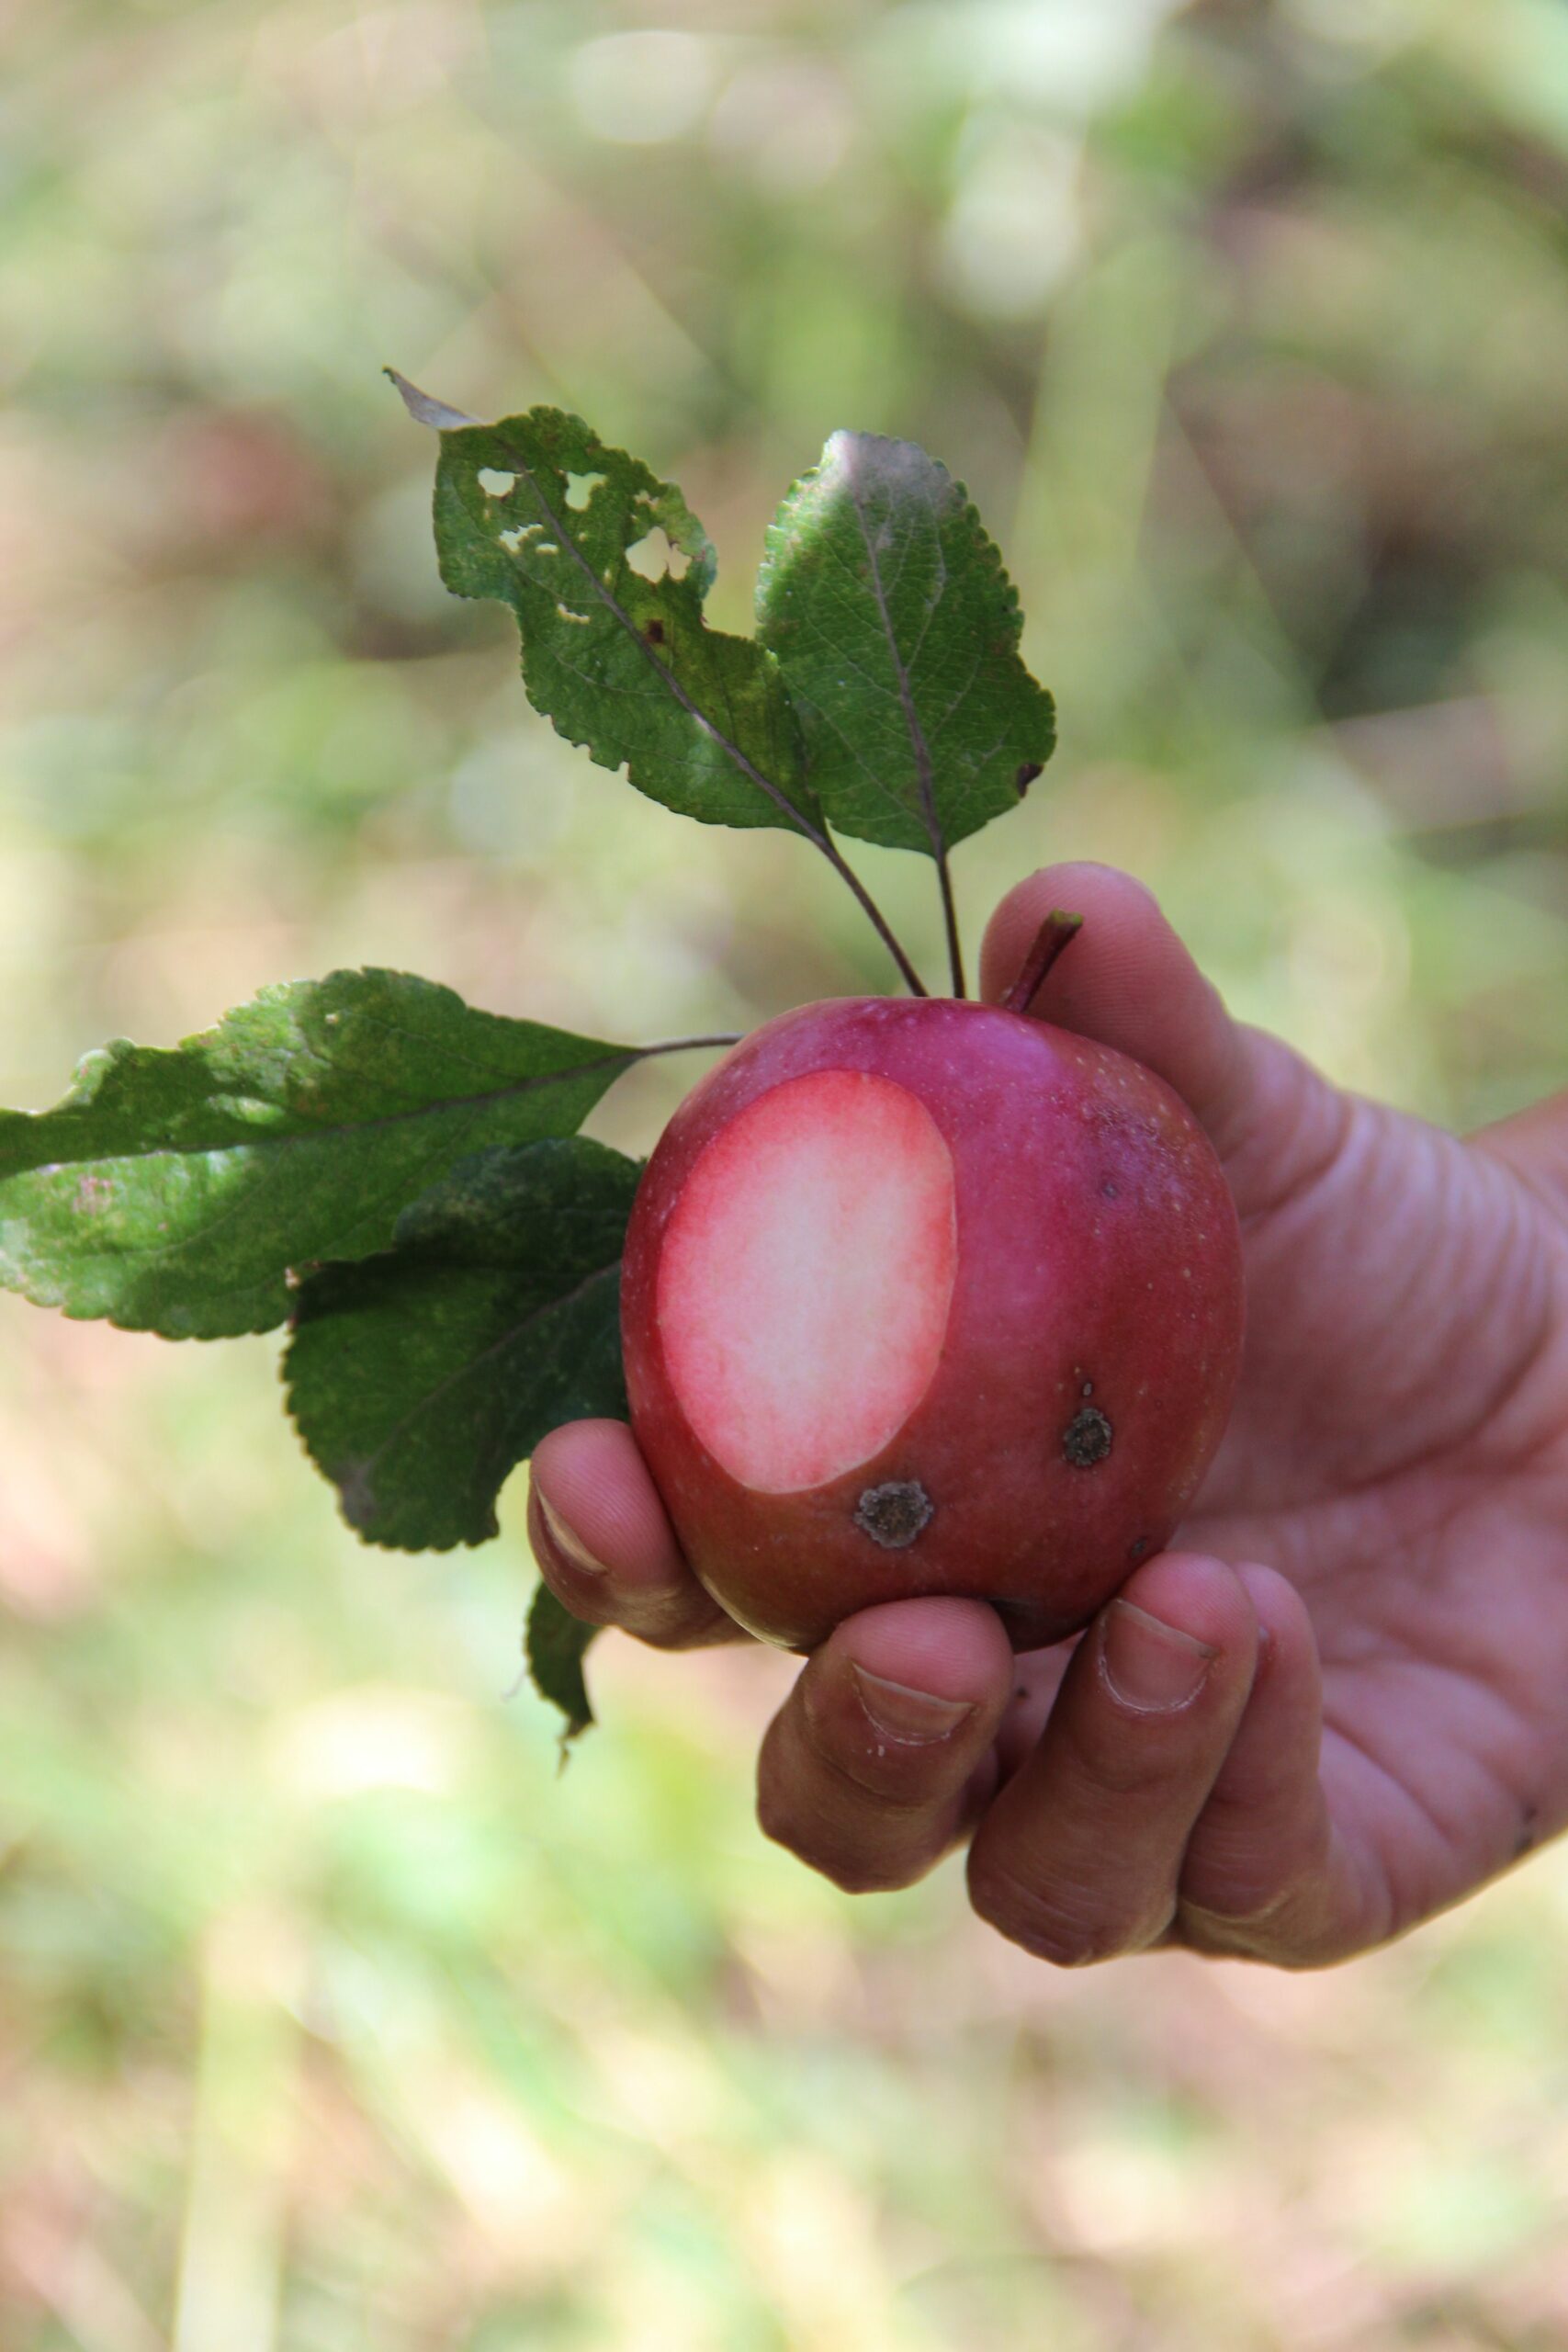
[{"left": 621, "top": 997, "right": 1245, "bottom": 1654}]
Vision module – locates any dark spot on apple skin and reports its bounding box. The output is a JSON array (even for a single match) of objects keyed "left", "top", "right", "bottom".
[
  {"left": 644, "top": 618, "right": 666, "bottom": 644},
  {"left": 1016, "top": 760, "right": 1043, "bottom": 797},
  {"left": 1100, "top": 1177, "right": 1120, "bottom": 1201},
  {"left": 854, "top": 1479, "right": 934, "bottom": 1549},
  {"left": 1063, "top": 1406, "right": 1113, "bottom": 1468},
  {"left": 1129, "top": 1535, "right": 1149, "bottom": 1562}
]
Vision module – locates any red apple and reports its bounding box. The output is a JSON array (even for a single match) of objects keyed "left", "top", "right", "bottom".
[{"left": 621, "top": 993, "right": 1244, "bottom": 1652}]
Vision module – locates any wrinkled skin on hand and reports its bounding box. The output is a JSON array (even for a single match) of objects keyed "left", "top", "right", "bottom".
[{"left": 528, "top": 863, "right": 1568, "bottom": 1971}]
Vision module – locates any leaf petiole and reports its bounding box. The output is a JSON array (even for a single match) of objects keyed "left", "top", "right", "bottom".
[
  {"left": 815, "top": 837, "right": 930, "bottom": 997},
  {"left": 934, "top": 851, "right": 965, "bottom": 1001},
  {"left": 637, "top": 1033, "right": 743, "bottom": 1057}
]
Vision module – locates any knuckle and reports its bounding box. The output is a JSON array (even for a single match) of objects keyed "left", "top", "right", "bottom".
[
  {"left": 1178, "top": 1812, "right": 1340, "bottom": 1959},
  {"left": 754, "top": 1790, "right": 911, "bottom": 1892},
  {"left": 1178, "top": 1890, "right": 1359, "bottom": 1971},
  {"left": 756, "top": 1701, "right": 963, "bottom": 1892},
  {"left": 634, "top": 1598, "right": 731, "bottom": 1651},
  {"left": 967, "top": 1852, "right": 1161, "bottom": 1970},
  {"left": 1179, "top": 1906, "right": 1286, "bottom": 1965},
  {"left": 756, "top": 1760, "right": 947, "bottom": 1893},
  {"left": 1179, "top": 1842, "right": 1293, "bottom": 1927},
  {"left": 1079, "top": 1746, "right": 1169, "bottom": 1802},
  {"left": 753, "top": 1776, "right": 803, "bottom": 1858},
  {"left": 820, "top": 1747, "right": 947, "bottom": 1815},
  {"left": 1181, "top": 1908, "right": 1342, "bottom": 1969},
  {"left": 815, "top": 1848, "right": 922, "bottom": 1896},
  {"left": 533, "top": 1568, "right": 616, "bottom": 1631}
]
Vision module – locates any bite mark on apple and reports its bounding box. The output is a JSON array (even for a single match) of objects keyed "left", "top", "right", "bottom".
[{"left": 657, "top": 1069, "right": 957, "bottom": 1493}]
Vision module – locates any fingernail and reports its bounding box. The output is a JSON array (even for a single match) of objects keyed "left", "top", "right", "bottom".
[
  {"left": 535, "top": 1487, "right": 608, "bottom": 1577},
  {"left": 851, "top": 1665, "right": 975, "bottom": 1745},
  {"left": 1100, "top": 1600, "right": 1215, "bottom": 1713}
]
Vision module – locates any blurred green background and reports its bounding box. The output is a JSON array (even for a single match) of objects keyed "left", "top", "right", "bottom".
[{"left": 4, "top": 1, "right": 1568, "bottom": 2345}]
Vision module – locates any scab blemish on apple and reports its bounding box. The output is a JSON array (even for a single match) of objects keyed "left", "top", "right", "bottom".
[
  {"left": 1062, "top": 1405, "right": 1114, "bottom": 1468},
  {"left": 854, "top": 1479, "right": 935, "bottom": 1549},
  {"left": 622, "top": 995, "right": 1244, "bottom": 1654}
]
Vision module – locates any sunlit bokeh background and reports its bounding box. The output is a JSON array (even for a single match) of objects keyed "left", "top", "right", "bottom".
[{"left": 4, "top": 1, "right": 1568, "bottom": 2344}]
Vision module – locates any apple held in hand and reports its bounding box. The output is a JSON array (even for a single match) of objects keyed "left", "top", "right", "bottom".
[{"left": 622, "top": 985, "right": 1245, "bottom": 1653}]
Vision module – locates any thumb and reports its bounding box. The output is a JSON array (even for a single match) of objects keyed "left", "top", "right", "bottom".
[
  {"left": 1471, "top": 1088, "right": 1568, "bottom": 1234},
  {"left": 981, "top": 862, "right": 1335, "bottom": 1221}
]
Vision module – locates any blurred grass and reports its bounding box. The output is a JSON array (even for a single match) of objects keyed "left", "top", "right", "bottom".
[{"left": 3, "top": 1, "right": 1567, "bottom": 2345}]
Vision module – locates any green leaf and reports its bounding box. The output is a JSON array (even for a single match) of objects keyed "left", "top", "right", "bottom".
[
  {"left": 284, "top": 1137, "right": 638, "bottom": 1551},
  {"left": 526, "top": 1582, "right": 600, "bottom": 1747},
  {"left": 756, "top": 430, "right": 1056, "bottom": 855},
  {"left": 421, "top": 390, "right": 821, "bottom": 837},
  {"left": 0, "top": 973, "right": 639, "bottom": 1339}
]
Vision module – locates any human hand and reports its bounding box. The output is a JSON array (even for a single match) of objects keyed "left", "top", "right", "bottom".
[{"left": 528, "top": 865, "right": 1568, "bottom": 1967}]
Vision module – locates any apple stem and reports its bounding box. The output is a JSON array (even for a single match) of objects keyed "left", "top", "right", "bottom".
[{"left": 1001, "top": 910, "right": 1084, "bottom": 1017}]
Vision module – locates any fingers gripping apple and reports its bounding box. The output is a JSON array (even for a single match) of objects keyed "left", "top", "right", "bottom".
[{"left": 622, "top": 998, "right": 1244, "bottom": 1652}]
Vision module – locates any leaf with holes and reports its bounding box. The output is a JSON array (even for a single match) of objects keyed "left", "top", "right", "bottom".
[
  {"left": 404, "top": 379, "right": 820, "bottom": 838},
  {"left": 285, "top": 1137, "right": 638, "bottom": 1550},
  {"left": 0, "top": 972, "right": 642, "bottom": 1339},
  {"left": 755, "top": 431, "right": 1055, "bottom": 857},
  {"left": 527, "top": 1583, "right": 601, "bottom": 1747}
]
